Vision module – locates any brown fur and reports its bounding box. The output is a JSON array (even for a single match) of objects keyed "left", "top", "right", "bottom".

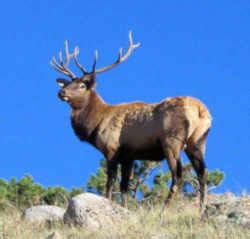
[{"left": 57, "top": 79, "right": 212, "bottom": 211}]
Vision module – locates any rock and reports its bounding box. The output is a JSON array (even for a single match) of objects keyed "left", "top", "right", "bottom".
[
  {"left": 64, "top": 193, "right": 129, "bottom": 230},
  {"left": 23, "top": 205, "right": 65, "bottom": 223},
  {"left": 205, "top": 195, "right": 250, "bottom": 228},
  {"left": 47, "top": 231, "right": 62, "bottom": 239}
]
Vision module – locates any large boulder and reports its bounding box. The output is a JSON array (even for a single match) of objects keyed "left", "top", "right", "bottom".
[
  {"left": 23, "top": 205, "right": 65, "bottom": 223},
  {"left": 64, "top": 193, "right": 129, "bottom": 230}
]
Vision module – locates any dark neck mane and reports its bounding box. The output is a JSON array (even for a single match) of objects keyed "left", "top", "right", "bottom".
[{"left": 70, "top": 91, "right": 108, "bottom": 145}]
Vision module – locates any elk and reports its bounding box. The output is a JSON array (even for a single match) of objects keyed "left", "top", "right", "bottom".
[{"left": 51, "top": 32, "right": 212, "bottom": 212}]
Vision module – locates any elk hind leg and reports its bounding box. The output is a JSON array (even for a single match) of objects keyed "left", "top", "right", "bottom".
[
  {"left": 162, "top": 140, "right": 182, "bottom": 208},
  {"left": 185, "top": 128, "right": 210, "bottom": 213}
]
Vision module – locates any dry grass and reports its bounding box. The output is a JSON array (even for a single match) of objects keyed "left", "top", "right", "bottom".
[{"left": 0, "top": 199, "right": 249, "bottom": 239}]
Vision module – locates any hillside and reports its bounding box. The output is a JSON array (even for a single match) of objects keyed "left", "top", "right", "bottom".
[{"left": 0, "top": 193, "right": 249, "bottom": 239}]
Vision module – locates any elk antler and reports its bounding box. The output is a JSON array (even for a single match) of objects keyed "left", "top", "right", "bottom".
[
  {"left": 51, "top": 31, "right": 140, "bottom": 79},
  {"left": 92, "top": 31, "right": 140, "bottom": 74},
  {"left": 73, "top": 46, "right": 88, "bottom": 75},
  {"left": 50, "top": 40, "right": 78, "bottom": 78}
]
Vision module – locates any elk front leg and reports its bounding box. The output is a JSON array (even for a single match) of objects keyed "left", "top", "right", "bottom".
[
  {"left": 106, "top": 160, "right": 118, "bottom": 201},
  {"left": 120, "top": 160, "right": 133, "bottom": 208}
]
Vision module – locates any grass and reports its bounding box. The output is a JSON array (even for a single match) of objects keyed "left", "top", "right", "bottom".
[{"left": 0, "top": 198, "right": 249, "bottom": 239}]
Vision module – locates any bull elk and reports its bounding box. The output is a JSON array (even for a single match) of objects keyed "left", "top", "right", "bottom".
[{"left": 51, "top": 32, "right": 212, "bottom": 212}]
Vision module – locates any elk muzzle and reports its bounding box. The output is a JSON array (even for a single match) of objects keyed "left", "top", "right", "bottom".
[{"left": 58, "top": 89, "right": 69, "bottom": 102}]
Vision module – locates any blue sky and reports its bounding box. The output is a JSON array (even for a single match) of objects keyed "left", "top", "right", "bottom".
[{"left": 0, "top": 1, "right": 249, "bottom": 193}]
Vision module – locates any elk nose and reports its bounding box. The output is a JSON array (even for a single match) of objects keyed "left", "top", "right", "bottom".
[{"left": 58, "top": 89, "right": 66, "bottom": 97}]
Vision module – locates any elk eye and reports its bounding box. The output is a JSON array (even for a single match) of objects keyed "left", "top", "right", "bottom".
[{"left": 79, "top": 83, "right": 86, "bottom": 88}]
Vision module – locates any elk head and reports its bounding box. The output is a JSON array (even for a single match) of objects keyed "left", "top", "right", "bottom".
[{"left": 51, "top": 32, "right": 140, "bottom": 107}]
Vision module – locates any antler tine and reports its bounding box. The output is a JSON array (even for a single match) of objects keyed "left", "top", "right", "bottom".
[
  {"left": 118, "top": 48, "right": 123, "bottom": 60},
  {"left": 73, "top": 46, "right": 88, "bottom": 75},
  {"left": 94, "top": 31, "right": 140, "bottom": 74},
  {"left": 50, "top": 56, "right": 75, "bottom": 78},
  {"left": 122, "top": 31, "right": 141, "bottom": 59},
  {"left": 59, "top": 51, "right": 63, "bottom": 64},
  {"left": 92, "top": 50, "right": 98, "bottom": 72},
  {"left": 64, "top": 41, "right": 79, "bottom": 66},
  {"left": 50, "top": 40, "right": 77, "bottom": 79}
]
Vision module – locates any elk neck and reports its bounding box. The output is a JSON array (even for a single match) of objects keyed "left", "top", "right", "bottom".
[{"left": 70, "top": 90, "right": 109, "bottom": 144}]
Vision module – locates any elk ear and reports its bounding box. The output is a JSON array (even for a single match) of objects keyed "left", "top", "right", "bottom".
[
  {"left": 84, "top": 79, "right": 96, "bottom": 89},
  {"left": 56, "top": 78, "right": 70, "bottom": 88}
]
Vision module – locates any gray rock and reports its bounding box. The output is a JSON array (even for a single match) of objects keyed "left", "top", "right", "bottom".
[
  {"left": 23, "top": 205, "right": 65, "bottom": 223},
  {"left": 47, "top": 231, "right": 62, "bottom": 239},
  {"left": 64, "top": 193, "right": 129, "bottom": 230},
  {"left": 205, "top": 195, "right": 250, "bottom": 228}
]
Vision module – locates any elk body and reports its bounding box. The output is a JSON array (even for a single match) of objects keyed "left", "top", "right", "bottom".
[{"left": 51, "top": 32, "right": 212, "bottom": 212}]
